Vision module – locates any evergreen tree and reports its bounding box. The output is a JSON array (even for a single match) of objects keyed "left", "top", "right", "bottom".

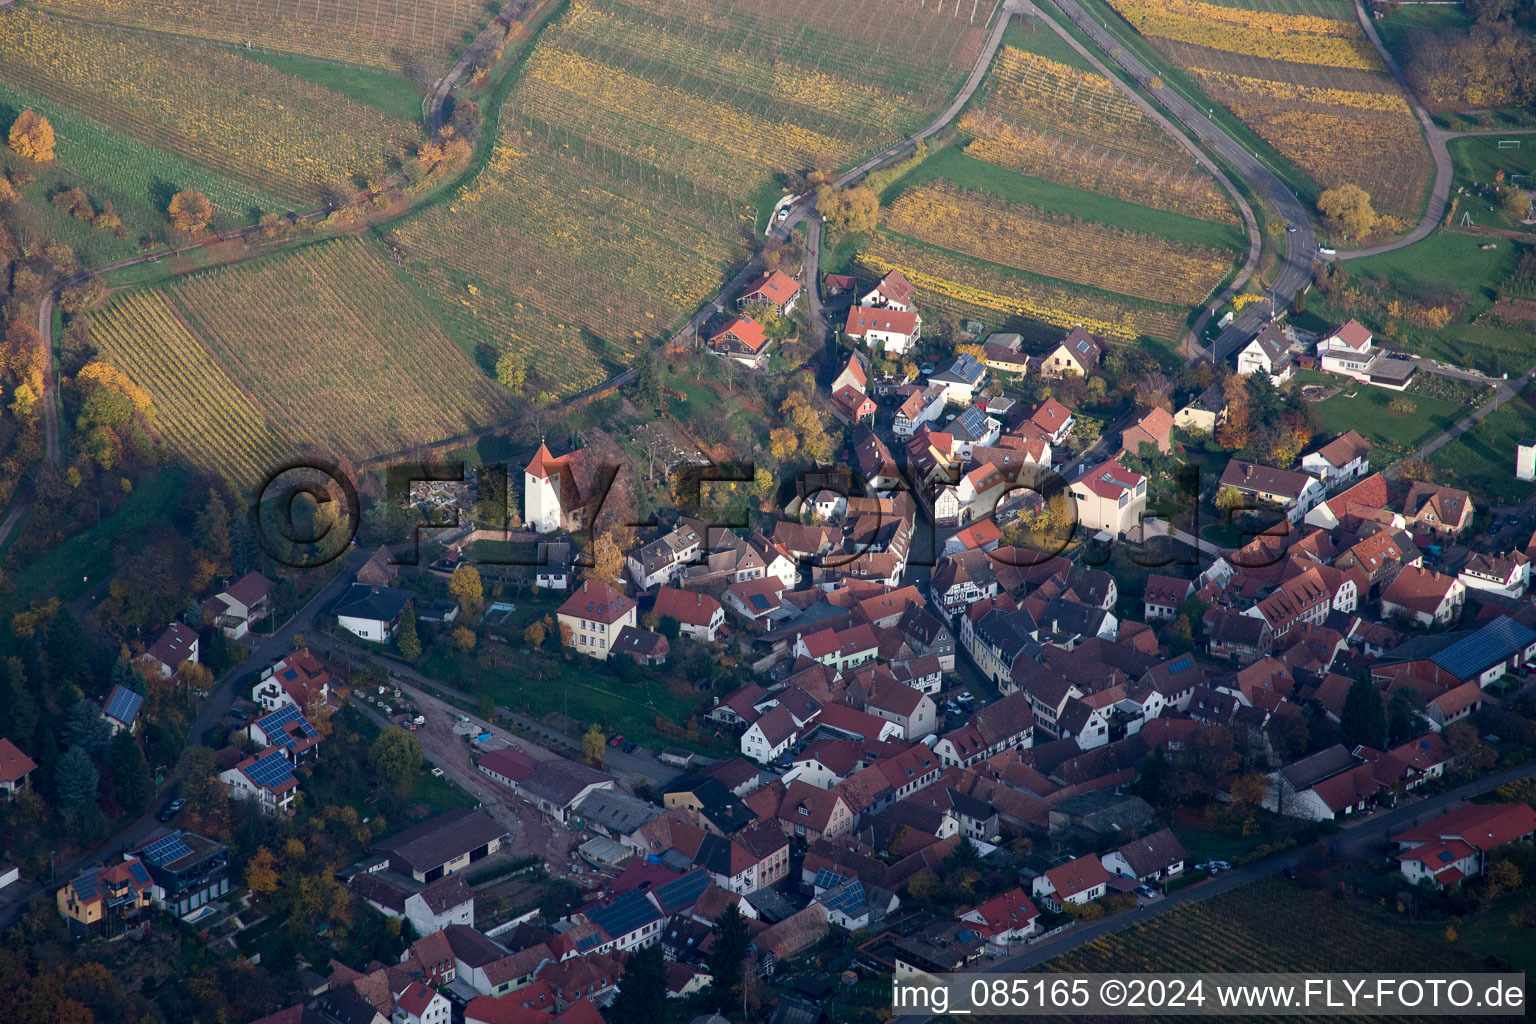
[
  {"left": 231, "top": 514, "right": 259, "bottom": 575},
  {"left": 1387, "top": 687, "right": 1426, "bottom": 745},
  {"left": 196, "top": 490, "right": 232, "bottom": 562},
  {"left": 56, "top": 745, "right": 99, "bottom": 817},
  {"left": 606, "top": 942, "right": 666, "bottom": 1024},
  {"left": 1340, "top": 676, "right": 1387, "bottom": 750},
  {"left": 64, "top": 699, "right": 113, "bottom": 763},
  {"left": 183, "top": 599, "right": 203, "bottom": 628},
  {"left": 111, "top": 731, "right": 151, "bottom": 814},
  {"left": 397, "top": 603, "right": 422, "bottom": 660},
  {"left": 705, "top": 902, "right": 751, "bottom": 1013},
  {"left": 1133, "top": 746, "right": 1170, "bottom": 804},
  {"left": 1, "top": 657, "right": 38, "bottom": 743}
]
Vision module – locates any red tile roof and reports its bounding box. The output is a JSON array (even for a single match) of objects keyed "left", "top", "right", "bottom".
[
  {"left": 1044, "top": 854, "right": 1112, "bottom": 900},
  {"left": 967, "top": 886, "right": 1038, "bottom": 935},
  {"left": 653, "top": 587, "right": 722, "bottom": 628},
  {"left": 710, "top": 315, "right": 770, "bottom": 354},
  {"left": 741, "top": 270, "right": 801, "bottom": 307},
  {"left": 845, "top": 306, "right": 919, "bottom": 337},
  {"left": 558, "top": 580, "right": 633, "bottom": 624},
  {"left": 1395, "top": 802, "right": 1536, "bottom": 852},
  {"left": 0, "top": 738, "right": 37, "bottom": 785}
]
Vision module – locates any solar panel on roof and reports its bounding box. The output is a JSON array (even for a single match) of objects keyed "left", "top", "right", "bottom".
[
  {"left": 105, "top": 686, "right": 144, "bottom": 725},
  {"left": 814, "top": 868, "right": 847, "bottom": 890},
  {"left": 255, "top": 703, "right": 318, "bottom": 745},
  {"left": 1167, "top": 656, "right": 1193, "bottom": 675},
  {"left": 244, "top": 751, "right": 295, "bottom": 788},
  {"left": 142, "top": 831, "right": 192, "bottom": 865},
  {"left": 823, "top": 880, "right": 867, "bottom": 915},
  {"left": 127, "top": 862, "right": 151, "bottom": 884}
]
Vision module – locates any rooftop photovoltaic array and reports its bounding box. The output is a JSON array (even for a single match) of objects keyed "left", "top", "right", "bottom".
[
  {"left": 243, "top": 750, "right": 296, "bottom": 789},
  {"left": 105, "top": 685, "right": 145, "bottom": 725},
  {"left": 141, "top": 831, "right": 192, "bottom": 866},
  {"left": 255, "top": 703, "right": 318, "bottom": 742},
  {"left": 814, "top": 868, "right": 848, "bottom": 891},
  {"left": 823, "top": 880, "right": 867, "bottom": 915}
]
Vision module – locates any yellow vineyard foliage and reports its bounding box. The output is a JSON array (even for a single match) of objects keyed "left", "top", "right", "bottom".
[
  {"left": 0, "top": 10, "right": 415, "bottom": 201},
  {"left": 517, "top": 46, "right": 858, "bottom": 193},
  {"left": 1106, "top": 0, "right": 1384, "bottom": 71},
  {"left": 1115, "top": 0, "right": 1358, "bottom": 39},
  {"left": 860, "top": 234, "right": 1188, "bottom": 341},
  {"left": 960, "top": 112, "right": 1236, "bottom": 223},
  {"left": 883, "top": 183, "right": 1232, "bottom": 306},
  {"left": 1188, "top": 67, "right": 1409, "bottom": 114},
  {"left": 88, "top": 291, "right": 293, "bottom": 488},
  {"left": 30, "top": 0, "right": 490, "bottom": 73},
  {"left": 170, "top": 239, "right": 516, "bottom": 461}
]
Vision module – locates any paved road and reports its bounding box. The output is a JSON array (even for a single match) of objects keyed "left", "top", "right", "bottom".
[
  {"left": 1337, "top": 1, "right": 1536, "bottom": 261},
  {"left": 775, "top": 0, "right": 1021, "bottom": 367},
  {"left": 311, "top": 631, "right": 683, "bottom": 787},
  {"left": 1047, "top": 0, "right": 1318, "bottom": 366},
  {"left": 894, "top": 755, "right": 1536, "bottom": 1022},
  {"left": 1384, "top": 363, "right": 1536, "bottom": 480}
]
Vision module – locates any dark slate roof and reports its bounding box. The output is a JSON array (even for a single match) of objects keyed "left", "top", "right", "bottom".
[
  {"left": 333, "top": 584, "right": 413, "bottom": 622},
  {"left": 372, "top": 808, "right": 509, "bottom": 875},
  {"left": 1429, "top": 616, "right": 1536, "bottom": 681},
  {"left": 652, "top": 868, "right": 712, "bottom": 914},
  {"left": 587, "top": 887, "right": 662, "bottom": 939}
]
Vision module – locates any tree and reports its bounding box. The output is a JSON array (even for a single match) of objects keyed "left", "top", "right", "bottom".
[
  {"left": 448, "top": 563, "right": 485, "bottom": 617},
  {"left": 452, "top": 626, "right": 477, "bottom": 651},
  {"left": 64, "top": 700, "right": 113, "bottom": 763},
  {"left": 583, "top": 531, "right": 624, "bottom": 587},
  {"left": 245, "top": 846, "right": 279, "bottom": 896},
  {"left": 196, "top": 491, "right": 232, "bottom": 562},
  {"left": 607, "top": 942, "right": 667, "bottom": 1024},
  {"left": 1317, "top": 184, "right": 1378, "bottom": 239},
  {"left": 1486, "top": 858, "right": 1522, "bottom": 897},
  {"left": 167, "top": 189, "right": 213, "bottom": 234},
  {"left": 1501, "top": 185, "right": 1532, "bottom": 220},
  {"left": 55, "top": 745, "right": 99, "bottom": 817},
  {"left": 495, "top": 350, "right": 527, "bottom": 394},
  {"left": 705, "top": 902, "right": 751, "bottom": 1013},
  {"left": 1340, "top": 676, "right": 1387, "bottom": 750},
  {"left": 769, "top": 427, "right": 799, "bottom": 461},
  {"left": 1387, "top": 686, "right": 1426, "bottom": 744},
  {"left": 368, "top": 727, "right": 423, "bottom": 790},
  {"left": 523, "top": 621, "right": 547, "bottom": 648},
  {"left": 629, "top": 348, "right": 663, "bottom": 408},
  {"left": 110, "top": 732, "right": 151, "bottom": 814},
  {"left": 1214, "top": 485, "right": 1246, "bottom": 513},
  {"left": 816, "top": 184, "right": 879, "bottom": 233},
  {"left": 8, "top": 109, "right": 56, "bottom": 161},
  {"left": 582, "top": 724, "right": 607, "bottom": 764},
  {"left": 396, "top": 603, "right": 422, "bottom": 659}
]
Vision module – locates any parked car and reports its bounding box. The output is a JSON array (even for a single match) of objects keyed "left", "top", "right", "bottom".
[
  {"left": 622, "top": 740, "right": 639, "bottom": 753},
  {"left": 608, "top": 734, "right": 625, "bottom": 748},
  {"left": 1136, "top": 885, "right": 1159, "bottom": 899},
  {"left": 156, "top": 799, "right": 186, "bottom": 823},
  {"left": 228, "top": 708, "right": 249, "bottom": 721},
  {"left": 958, "top": 691, "right": 973, "bottom": 703}
]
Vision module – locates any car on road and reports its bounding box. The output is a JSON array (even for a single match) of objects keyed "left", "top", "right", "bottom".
[
  {"left": 608, "top": 734, "right": 625, "bottom": 747},
  {"left": 1286, "top": 222, "right": 1296, "bottom": 232},
  {"left": 157, "top": 799, "right": 186, "bottom": 823},
  {"left": 957, "top": 691, "right": 973, "bottom": 703},
  {"left": 430, "top": 767, "right": 445, "bottom": 778},
  {"left": 776, "top": 207, "right": 790, "bottom": 222}
]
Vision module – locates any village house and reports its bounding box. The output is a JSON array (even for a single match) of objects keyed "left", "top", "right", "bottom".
[
  {"left": 860, "top": 269, "right": 917, "bottom": 312},
  {"left": 893, "top": 383, "right": 948, "bottom": 438},
  {"left": 627, "top": 522, "right": 702, "bottom": 589},
  {"left": 1120, "top": 406, "right": 1175, "bottom": 457},
  {"left": 981, "top": 333, "right": 1030, "bottom": 376},
  {"left": 1381, "top": 567, "right": 1465, "bottom": 627},
  {"left": 219, "top": 747, "right": 298, "bottom": 815},
  {"left": 928, "top": 353, "right": 988, "bottom": 406},
  {"left": 1458, "top": 550, "right": 1531, "bottom": 600},
  {"left": 738, "top": 269, "right": 801, "bottom": 315},
  {"left": 143, "top": 621, "right": 199, "bottom": 678},
  {"left": 1218, "top": 461, "right": 1325, "bottom": 523},
  {"left": 1235, "top": 320, "right": 1297, "bottom": 385},
  {"left": 1393, "top": 802, "right": 1536, "bottom": 888},
  {"left": 844, "top": 306, "right": 921, "bottom": 355},
  {"left": 1403, "top": 481, "right": 1474, "bottom": 538},
  {"left": 1316, "top": 318, "right": 1375, "bottom": 377},
  {"left": 1173, "top": 381, "right": 1228, "bottom": 434},
  {"left": 1039, "top": 326, "right": 1104, "bottom": 378},
  {"left": 709, "top": 315, "right": 773, "bottom": 368},
  {"left": 959, "top": 887, "right": 1039, "bottom": 951},
  {"left": 1031, "top": 853, "right": 1111, "bottom": 911},
  {"left": 253, "top": 648, "right": 332, "bottom": 713},
  {"left": 612, "top": 626, "right": 670, "bottom": 666},
  {"left": 557, "top": 581, "right": 638, "bottom": 661},
  {"left": 1143, "top": 574, "right": 1191, "bottom": 621},
  {"left": 333, "top": 584, "right": 412, "bottom": 642},
  {"left": 1301, "top": 430, "right": 1372, "bottom": 491},
  {"left": 100, "top": 684, "right": 144, "bottom": 737},
  {"left": 57, "top": 858, "right": 154, "bottom": 939},
  {"left": 1068, "top": 458, "right": 1147, "bottom": 537},
  {"left": 200, "top": 571, "right": 274, "bottom": 639},
  {"left": 0, "top": 738, "right": 37, "bottom": 799},
  {"left": 1102, "top": 828, "right": 1188, "bottom": 883},
  {"left": 653, "top": 587, "right": 726, "bottom": 641}
]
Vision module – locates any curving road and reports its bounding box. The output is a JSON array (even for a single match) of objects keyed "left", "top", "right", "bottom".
[
  {"left": 1044, "top": 0, "right": 1317, "bottom": 366},
  {"left": 1336, "top": 0, "right": 1536, "bottom": 261}
]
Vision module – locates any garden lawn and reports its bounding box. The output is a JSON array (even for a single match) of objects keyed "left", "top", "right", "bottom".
[
  {"left": 886, "top": 148, "right": 1246, "bottom": 251},
  {"left": 1428, "top": 384, "right": 1536, "bottom": 503},
  {"left": 1292, "top": 370, "right": 1464, "bottom": 464},
  {"left": 420, "top": 645, "right": 732, "bottom": 757}
]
